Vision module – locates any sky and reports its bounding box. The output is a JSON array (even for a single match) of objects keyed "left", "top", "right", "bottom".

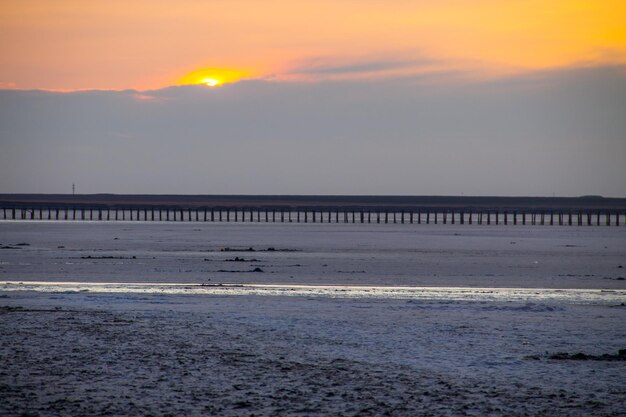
[{"left": 0, "top": 0, "right": 625, "bottom": 196}]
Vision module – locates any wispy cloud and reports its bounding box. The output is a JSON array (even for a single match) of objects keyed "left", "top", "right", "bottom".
[
  {"left": 281, "top": 53, "right": 490, "bottom": 82},
  {"left": 289, "top": 57, "right": 420, "bottom": 75},
  {"left": 0, "top": 82, "right": 18, "bottom": 89},
  {"left": 284, "top": 54, "right": 437, "bottom": 79},
  {"left": 132, "top": 93, "right": 169, "bottom": 103}
]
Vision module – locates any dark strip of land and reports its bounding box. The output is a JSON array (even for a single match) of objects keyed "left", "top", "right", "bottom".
[{"left": 1, "top": 194, "right": 625, "bottom": 211}]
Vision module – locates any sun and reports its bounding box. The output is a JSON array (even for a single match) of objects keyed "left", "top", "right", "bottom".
[
  {"left": 178, "top": 68, "right": 249, "bottom": 87},
  {"left": 201, "top": 78, "right": 221, "bottom": 87}
]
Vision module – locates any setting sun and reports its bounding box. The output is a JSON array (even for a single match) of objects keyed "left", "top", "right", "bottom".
[
  {"left": 201, "top": 78, "right": 221, "bottom": 87},
  {"left": 178, "top": 68, "right": 250, "bottom": 87}
]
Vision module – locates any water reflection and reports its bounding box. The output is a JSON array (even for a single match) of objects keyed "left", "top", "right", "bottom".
[{"left": 1, "top": 281, "right": 624, "bottom": 304}]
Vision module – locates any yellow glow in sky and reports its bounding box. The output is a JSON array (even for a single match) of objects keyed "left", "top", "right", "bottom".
[
  {"left": 177, "top": 68, "right": 251, "bottom": 87},
  {"left": 0, "top": 0, "right": 624, "bottom": 90},
  {"left": 201, "top": 78, "right": 220, "bottom": 87}
]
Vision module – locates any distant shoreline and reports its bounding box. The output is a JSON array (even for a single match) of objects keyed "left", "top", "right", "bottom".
[{"left": 1, "top": 193, "right": 626, "bottom": 211}]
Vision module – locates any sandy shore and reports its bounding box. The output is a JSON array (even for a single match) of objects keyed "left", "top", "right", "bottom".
[
  {"left": 1, "top": 291, "right": 625, "bottom": 416},
  {"left": 1, "top": 222, "right": 625, "bottom": 416}
]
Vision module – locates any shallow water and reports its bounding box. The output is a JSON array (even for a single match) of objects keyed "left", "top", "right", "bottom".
[{"left": 2, "top": 281, "right": 625, "bottom": 304}]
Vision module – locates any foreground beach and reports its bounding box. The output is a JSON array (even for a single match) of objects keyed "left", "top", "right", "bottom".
[
  {"left": 2, "top": 291, "right": 625, "bottom": 416},
  {"left": 1, "top": 222, "right": 625, "bottom": 416}
]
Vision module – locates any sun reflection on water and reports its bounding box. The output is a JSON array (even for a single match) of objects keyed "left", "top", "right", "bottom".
[{"left": 1, "top": 282, "right": 624, "bottom": 305}]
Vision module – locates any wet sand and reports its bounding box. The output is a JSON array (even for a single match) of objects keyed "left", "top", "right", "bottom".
[
  {"left": 1, "top": 292, "right": 625, "bottom": 416},
  {"left": 1, "top": 222, "right": 625, "bottom": 288},
  {"left": 1, "top": 222, "right": 625, "bottom": 416}
]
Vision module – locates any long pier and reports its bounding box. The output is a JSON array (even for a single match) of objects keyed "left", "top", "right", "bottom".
[
  {"left": 1, "top": 194, "right": 625, "bottom": 226},
  {"left": 0, "top": 207, "right": 624, "bottom": 226}
]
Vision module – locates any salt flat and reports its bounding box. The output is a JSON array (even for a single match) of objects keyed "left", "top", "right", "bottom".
[
  {"left": 1, "top": 221, "right": 625, "bottom": 288},
  {"left": 0, "top": 221, "right": 625, "bottom": 416},
  {"left": 1, "top": 292, "right": 625, "bottom": 416}
]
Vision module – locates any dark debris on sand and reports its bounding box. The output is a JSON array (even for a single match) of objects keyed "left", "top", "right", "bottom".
[
  {"left": 217, "top": 267, "right": 264, "bottom": 273},
  {"left": 548, "top": 349, "right": 626, "bottom": 361},
  {"left": 220, "top": 247, "right": 300, "bottom": 253},
  {"left": 224, "top": 257, "right": 261, "bottom": 262}
]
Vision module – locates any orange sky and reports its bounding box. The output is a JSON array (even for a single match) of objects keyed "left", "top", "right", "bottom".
[{"left": 1, "top": 0, "right": 625, "bottom": 90}]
